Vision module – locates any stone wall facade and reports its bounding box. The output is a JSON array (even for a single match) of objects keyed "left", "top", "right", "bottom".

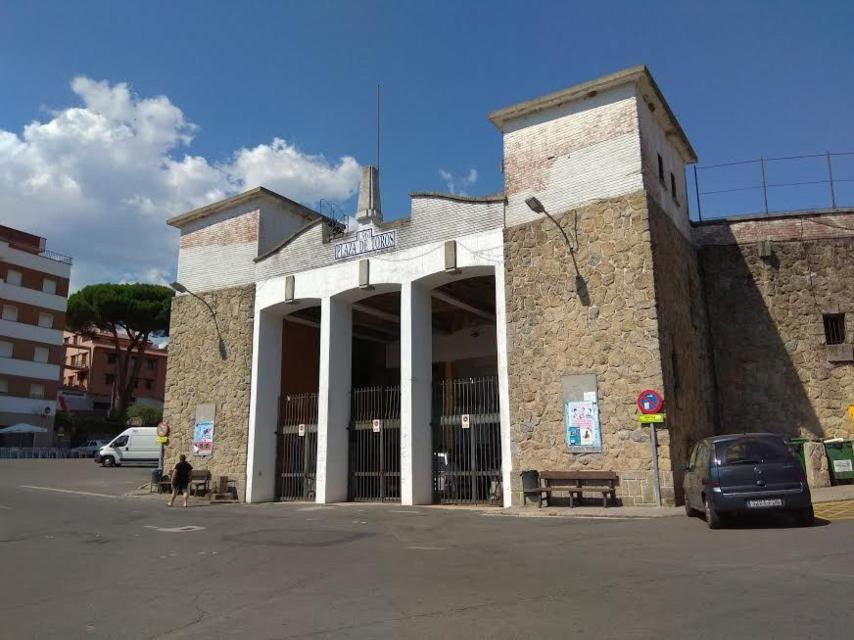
[
  {"left": 162, "top": 285, "right": 255, "bottom": 500},
  {"left": 504, "top": 190, "right": 678, "bottom": 506},
  {"left": 699, "top": 214, "right": 854, "bottom": 440},
  {"left": 647, "top": 195, "right": 716, "bottom": 499}
]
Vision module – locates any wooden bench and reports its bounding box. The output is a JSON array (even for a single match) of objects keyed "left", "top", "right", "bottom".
[
  {"left": 190, "top": 470, "right": 211, "bottom": 496},
  {"left": 535, "top": 471, "right": 619, "bottom": 508}
]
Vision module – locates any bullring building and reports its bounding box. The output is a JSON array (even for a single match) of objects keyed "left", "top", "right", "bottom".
[{"left": 163, "top": 66, "right": 854, "bottom": 506}]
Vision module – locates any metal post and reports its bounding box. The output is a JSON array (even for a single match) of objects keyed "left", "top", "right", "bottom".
[
  {"left": 827, "top": 152, "right": 837, "bottom": 209},
  {"left": 760, "top": 157, "right": 769, "bottom": 214},
  {"left": 650, "top": 424, "right": 662, "bottom": 507},
  {"left": 693, "top": 165, "right": 702, "bottom": 221}
]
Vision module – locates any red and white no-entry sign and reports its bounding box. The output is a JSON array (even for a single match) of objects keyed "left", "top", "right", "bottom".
[{"left": 636, "top": 389, "right": 664, "bottom": 415}]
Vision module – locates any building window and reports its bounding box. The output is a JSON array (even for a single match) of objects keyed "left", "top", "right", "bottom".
[
  {"left": 0, "top": 341, "right": 12, "bottom": 358},
  {"left": 144, "top": 379, "right": 153, "bottom": 391},
  {"left": 0, "top": 379, "right": 7, "bottom": 394},
  {"left": 42, "top": 278, "right": 57, "bottom": 295},
  {"left": 33, "top": 346, "right": 50, "bottom": 363},
  {"left": 2, "top": 305, "right": 18, "bottom": 322},
  {"left": 105, "top": 373, "right": 115, "bottom": 386},
  {"left": 657, "top": 154, "right": 664, "bottom": 182},
  {"left": 5, "top": 269, "right": 22, "bottom": 286},
  {"left": 29, "top": 383, "right": 45, "bottom": 399},
  {"left": 670, "top": 172, "right": 678, "bottom": 202},
  {"left": 38, "top": 312, "right": 53, "bottom": 328},
  {"left": 824, "top": 313, "right": 846, "bottom": 345},
  {"left": 146, "top": 358, "right": 156, "bottom": 371}
]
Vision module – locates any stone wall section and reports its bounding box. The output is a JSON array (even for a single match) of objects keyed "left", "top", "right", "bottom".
[
  {"left": 162, "top": 285, "right": 255, "bottom": 500},
  {"left": 647, "top": 195, "right": 716, "bottom": 499},
  {"left": 503, "top": 190, "right": 674, "bottom": 506},
  {"left": 700, "top": 221, "right": 854, "bottom": 440}
]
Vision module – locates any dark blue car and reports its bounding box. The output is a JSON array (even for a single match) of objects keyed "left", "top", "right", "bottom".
[{"left": 682, "top": 433, "right": 813, "bottom": 529}]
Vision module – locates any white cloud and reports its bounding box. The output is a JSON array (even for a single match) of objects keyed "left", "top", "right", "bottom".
[
  {"left": 0, "top": 77, "right": 361, "bottom": 288},
  {"left": 438, "top": 168, "right": 478, "bottom": 195}
]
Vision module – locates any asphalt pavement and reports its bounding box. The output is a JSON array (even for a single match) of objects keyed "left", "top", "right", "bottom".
[{"left": 1, "top": 460, "right": 852, "bottom": 639}]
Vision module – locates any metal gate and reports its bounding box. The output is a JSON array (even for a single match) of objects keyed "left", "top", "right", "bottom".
[
  {"left": 348, "top": 385, "right": 401, "bottom": 502},
  {"left": 276, "top": 393, "right": 318, "bottom": 501},
  {"left": 432, "top": 376, "right": 502, "bottom": 505}
]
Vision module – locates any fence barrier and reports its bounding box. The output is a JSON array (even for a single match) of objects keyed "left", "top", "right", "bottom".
[{"left": 691, "top": 151, "right": 854, "bottom": 220}]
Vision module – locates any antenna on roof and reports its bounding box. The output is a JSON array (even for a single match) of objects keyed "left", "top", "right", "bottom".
[{"left": 376, "top": 83, "right": 382, "bottom": 175}]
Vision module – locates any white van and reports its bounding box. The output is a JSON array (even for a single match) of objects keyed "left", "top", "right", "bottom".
[{"left": 95, "top": 427, "right": 159, "bottom": 466}]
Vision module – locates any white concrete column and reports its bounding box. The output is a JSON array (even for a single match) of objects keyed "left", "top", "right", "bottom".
[
  {"left": 315, "top": 296, "right": 352, "bottom": 503},
  {"left": 400, "top": 280, "right": 433, "bottom": 505},
  {"left": 494, "top": 266, "right": 514, "bottom": 507},
  {"left": 246, "top": 307, "right": 283, "bottom": 503}
]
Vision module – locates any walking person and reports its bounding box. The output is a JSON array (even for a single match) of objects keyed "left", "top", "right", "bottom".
[{"left": 167, "top": 454, "right": 193, "bottom": 508}]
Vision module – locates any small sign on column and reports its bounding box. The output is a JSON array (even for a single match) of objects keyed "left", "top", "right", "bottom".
[
  {"left": 461, "top": 414, "right": 471, "bottom": 429},
  {"left": 298, "top": 424, "right": 306, "bottom": 437},
  {"left": 372, "top": 419, "right": 382, "bottom": 433}
]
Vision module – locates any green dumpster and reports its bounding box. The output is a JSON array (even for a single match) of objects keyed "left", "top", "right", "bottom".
[
  {"left": 824, "top": 440, "right": 854, "bottom": 483},
  {"left": 789, "top": 438, "right": 809, "bottom": 472}
]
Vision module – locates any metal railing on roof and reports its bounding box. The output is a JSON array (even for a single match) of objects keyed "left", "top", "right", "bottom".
[
  {"left": 690, "top": 151, "right": 854, "bottom": 221},
  {"left": 5, "top": 241, "right": 73, "bottom": 265}
]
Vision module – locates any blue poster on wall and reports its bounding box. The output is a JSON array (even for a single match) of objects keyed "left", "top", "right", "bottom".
[
  {"left": 193, "top": 419, "right": 214, "bottom": 456},
  {"left": 564, "top": 400, "right": 602, "bottom": 452}
]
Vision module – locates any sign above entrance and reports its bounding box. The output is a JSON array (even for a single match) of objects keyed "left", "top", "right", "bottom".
[
  {"left": 334, "top": 228, "right": 396, "bottom": 260},
  {"left": 636, "top": 389, "right": 664, "bottom": 415}
]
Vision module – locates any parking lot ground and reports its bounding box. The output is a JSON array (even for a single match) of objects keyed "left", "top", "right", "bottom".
[{"left": 2, "top": 460, "right": 854, "bottom": 640}]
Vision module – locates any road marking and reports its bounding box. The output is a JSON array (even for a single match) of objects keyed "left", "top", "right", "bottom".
[
  {"left": 144, "top": 525, "right": 205, "bottom": 533},
  {"left": 405, "top": 546, "right": 447, "bottom": 551},
  {"left": 20, "top": 486, "right": 118, "bottom": 499}
]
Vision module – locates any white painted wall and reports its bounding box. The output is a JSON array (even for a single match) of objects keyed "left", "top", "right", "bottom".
[
  {"left": 0, "top": 319, "right": 63, "bottom": 345},
  {"left": 0, "top": 395, "right": 55, "bottom": 416},
  {"left": 315, "top": 296, "right": 352, "bottom": 503},
  {"left": 249, "top": 227, "right": 512, "bottom": 506},
  {"left": 0, "top": 242, "right": 72, "bottom": 280},
  {"left": 502, "top": 84, "right": 643, "bottom": 228},
  {"left": 255, "top": 196, "right": 504, "bottom": 282},
  {"left": 0, "top": 282, "right": 67, "bottom": 312},
  {"left": 0, "top": 356, "right": 60, "bottom": 381},
  {"left": 245, "top": 308, "right": 283, "bottom": 503},
  {"left": 637, "top": 98, "right": 692, "bottom": 238},
  {"left": 400, "top": 280, "right": 433, "bottom": 505},
  {"left": 175, "top": 196, "right": 313, "bottom": 294}
]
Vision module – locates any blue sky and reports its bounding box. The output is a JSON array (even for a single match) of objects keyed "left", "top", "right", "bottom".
[{"left": 0, "top": 1, "right": 852, "bottom": 286}]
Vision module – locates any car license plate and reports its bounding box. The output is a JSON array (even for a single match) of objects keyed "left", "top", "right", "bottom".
[{"left": 746, "top": 498, "right": 783, "bottom": 509}]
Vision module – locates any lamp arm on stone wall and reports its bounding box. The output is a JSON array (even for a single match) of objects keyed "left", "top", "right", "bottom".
[{"left": 171, "top": 282, "right": 228, "bottom": 360}]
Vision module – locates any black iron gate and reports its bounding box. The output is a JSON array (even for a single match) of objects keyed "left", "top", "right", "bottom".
[
  {"left": 432, "top": 376, "right": 502, "bottom": 505},
  {"left": 276, "top": 393, "right": 318, "bottom": 501},
  {"left": 348, "top": 385, "right": 401, "bottom": 502}
]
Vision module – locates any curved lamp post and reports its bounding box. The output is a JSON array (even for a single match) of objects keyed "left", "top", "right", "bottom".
[
  {"left": 525, "top": 197, "right": 589, "bottom": 306},
  {"left": 170, "top": 281, "right": 228, "bottom": 360}
]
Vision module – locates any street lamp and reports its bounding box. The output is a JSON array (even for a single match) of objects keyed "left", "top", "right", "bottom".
[
  {"left": 170, "top": 281, "right": 228, "bottom": 360},
  {"left": 524, "top": 197, "right": 588, "bottom": 305}
]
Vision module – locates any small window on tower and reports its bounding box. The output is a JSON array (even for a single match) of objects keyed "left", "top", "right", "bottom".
[
  {"left": 657, "top": 154, "right": 664, "bottom": 182},
  {"left": 824, "top": 314, "right": 846, "bottom": 345},
  {"left": 670, "top": 172, "right": 678, "bottom": 202}
]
